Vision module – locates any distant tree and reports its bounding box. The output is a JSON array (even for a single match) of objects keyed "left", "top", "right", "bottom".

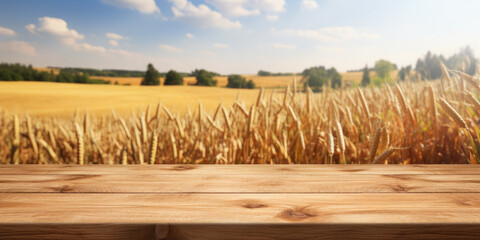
[
  {"left": 74, "top": 73, "right": 89, "bottom": 84},
  {"left": 328, "top": 68, "right": 342, "bottom": 88},
  {"left": 141, "top": 63, "right": 160, "bottom": 86},
  {"left": 258, "top": 70, "right": 271, "bottom": 76},
  {"left": 361, "top": 65, "right": 370, "bottom": 86},
  {"left": 227, "top": 75, "right": 245, "bottom": 88},
  {"left": 246, "top": 79, "right": 255, "bottom": 89},
  {"left": 193, "top": 69, "right": 217, "bottom": 86},
  {"left": 164, "top": 70, "right": 183, "bottom": 85},
  {"left": 398, "top": 65, "right": 412, "bottom": 81},
  {"left": 374, "top": 60, "right": 394, "bottom": 79},
  {"left": 226, "top": 75, "right": 256, "bottom": 89},
  {"left": 302, "top": 66, "right": 342, "bottom": 91}
]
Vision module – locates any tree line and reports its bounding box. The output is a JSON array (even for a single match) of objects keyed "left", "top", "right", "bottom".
[
  {"left": 0, "top": 63, "right": 109, "bottom": 84},
  {"left": 141, "top": 64, "right": 255, "bottom": 89}
]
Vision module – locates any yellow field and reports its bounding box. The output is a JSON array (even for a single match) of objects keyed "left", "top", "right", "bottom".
[
  {"left": 91, "top": 75, "right": 294, "bottom": 88},
  {"left": 93, "top": 72, "right": 396, "bottom": 88},
  {"left": 0, "top": 81, "right": 261, "bottom": 117},
  {"left": 341, "top": 70, "right": 400, "bottom": 84}
]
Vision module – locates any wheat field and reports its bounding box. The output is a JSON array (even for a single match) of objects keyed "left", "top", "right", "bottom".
[
  {"left": 0, "top": 81, "right": 259, "bottom": 117},
  {"left": 93, "top": 71, "right": 396, "bottom": 87},
  {"left": 1, "top": 65, "right": 479, "bottom": 165}
]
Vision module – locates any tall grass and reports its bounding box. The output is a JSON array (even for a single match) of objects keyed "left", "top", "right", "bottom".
[{"left": 1, "top": 66, "right": 479, "bottom": 164}]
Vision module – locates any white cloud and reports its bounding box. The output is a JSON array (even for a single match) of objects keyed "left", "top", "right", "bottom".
[
  {"left": 106, "top": 32, "right": 124, "bottom": 40},
  {"left": 253, "top": 0, "right": 285, "bottom": 12},
  {"left": 186, "top": 33, "right": 194, "bottom": 38},
  {"left": 273, "top": 43, "right": 296, "bottom": 50},
  {"left": 159, "top": 44, "right": 182, "bottom": 52},
  {"left": 206, "top": 0, "right": 260, "bottom": 17},
  {"left": 206, "top": 0, "right": 285, "bottom": 17},
  {"left": 26, "top": 17, "right": 84, "bottom": 40},
  {"left": 0, "top": 26, "right": 16, "bottom": 36},
  {"left": 277, "top": 26, "right": 380, "bottom": 42},
  {"left": 109, "top": 49, "right": 141, "bottom": 57},
  {"left": 301, "top": 0, "right": 318, "bottom": 9},
  {"left": 25, "top": 24, "right": 36, "bottom": 34},
  {"left": 0, "top": 41, "right": 36, "bottom": 55},
  {"left": 101, "top": 0, "right": 160, "bottom": 14},
  {"left": 266, "top": 14, "right": 278, "bottom": 21},
  {"left": 106, "top": 33, "right": 126, "bottom": 46},
  {"left": 64, "top": 40, "right": 107, "bottom": 54},
  {"left": 27, "top": 17, "right": 106, "bottom": 54},
  {"left": 170, "top": 0, "right": 242, "bottom": 29},
  {"left": 109, "top": 39, "right": 119, "bottom": 47},
  {"left": 213, "top": 43, "right": 228, "bottom": 48}
]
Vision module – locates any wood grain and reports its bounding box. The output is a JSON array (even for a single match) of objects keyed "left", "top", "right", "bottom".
[
  {"left": 1, "top": 164, "right": 479, "bottom": 175},
  {"left": 1, "top": 165, "right": 479, "bottom": 239},
  {"left": 164, "top": 224, "right": 480, "bottom": 240},
  {"left": 1, "top": 193, "right": 480, "bottom": 224},
  {"left": 0, "top": 224, "right": 156, "bottom": 240},
  {"left": 0, "top": 174, "right": 479, "bottom": 193},
  {"left": 2, "top": 224, "right": 480, "bottom": 240}
]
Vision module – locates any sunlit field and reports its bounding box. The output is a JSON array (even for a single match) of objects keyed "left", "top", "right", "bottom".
[
  {"left": 2, "top": 66, "right": 479, "bottom": 165},
  {"left": 91, "top": 72, "right": 376, "bottom": 87},
  {"left": 0, "top": 81, "right": 260, "bottom": 117}
]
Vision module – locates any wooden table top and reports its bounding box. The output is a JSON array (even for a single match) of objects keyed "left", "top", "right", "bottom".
[{"left": 1, "top": 164, "right": 479, "bottom": 225}]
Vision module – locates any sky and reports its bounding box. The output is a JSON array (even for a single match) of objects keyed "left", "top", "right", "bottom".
[{"left": 0, "top": 0, "right": 480, "bottom": 74}]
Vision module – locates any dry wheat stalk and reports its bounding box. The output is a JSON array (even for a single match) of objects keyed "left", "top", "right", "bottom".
[
  {"left": 377, "top": 126, "right": 389, "bottom": 154},
  {"left": 11, "top": 114, "right": 20, "bottom": 164},
  {"left": 26, "top": 115, "right": 39, "bottom": 157},
  {"left": 373, "top": 148, "right": 397, "bottom": 164},
  {"left": 149, "top": 132, "right": 158, "bottom": 164},
  {"left": 336, "top": 120, "right": 345, "bottom": 164},
  {"left": 439, "top": 97, "right": 468, "bottom": 129},
  {"left": 427, "top": 85, "right": 437, "bottom": 129},
  {"left": 369, "top": 126, "right": 382, "bottom": 163},
  {"left": 466, "top": 92, "right": 480, "bottom": 113},
  {"left": 74, "top": 122, "right": 84, "bottom": 165},
  {"left": 38, "top": 139, "right": 58, "bottom": 163},
  {"left": 256, "top": 88, "right": 264, "bottom": 107},
  {"left": 140, "top": 116, "right": 148, "bottom": 144}
]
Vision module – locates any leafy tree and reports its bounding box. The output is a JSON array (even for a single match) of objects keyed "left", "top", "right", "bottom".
[
  {"left": 246, "top": 80, "right": 255, "bottom": 89},
  {"left": 193, "top": 69, "right": 217, "bottom": 86},
  {"left": 141, "top": 63, "right": 160, "bottom": 86},
  {"left": 226, "top": 75, "right": 256, "bottom": 89},
  {"left": 398, "top": 65, "right": 412, "bottom": 81},
  {"left": 164, "top": 70, "right": 183, "bottom": 85},
  {"left": 374, "top": 60, "right": 394, "bottom": 79},
  {"left": 361, "top": 65, "right": 370, "bottom": 86},
  {"left": 302, "top": 66, "right": 342, "bottom": 91},
  {"left": 258, "top": 70, "right": 271, "bottom": 76},
  {"left": 227, "top": 75, "right": 245, "bottom": 88}
]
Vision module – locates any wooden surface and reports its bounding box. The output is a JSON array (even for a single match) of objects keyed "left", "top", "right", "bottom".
[{"left": 1, "top": 165, "right": 479, "bottom": 239}]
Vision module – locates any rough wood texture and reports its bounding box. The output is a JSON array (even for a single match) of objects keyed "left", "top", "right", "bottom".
[
  {"left": 1, "top": 174, "right": 480, "bottom": 193},
  {"left": 1, "top": 164, "right": 479, "bottom": 175},
  {"left": 0, "top": 165, "right": 479, "bottom": 239}
]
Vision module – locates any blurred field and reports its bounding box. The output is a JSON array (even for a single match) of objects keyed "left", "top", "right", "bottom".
[
  {"left": 341, "top": 70, "right": 400, "bottom": 84},
  {"left": 93, "top": 72, "right": 399, "bottom": 87},
  {"left": 0, "top": 81, "right": 261, "bottom": 117},
  {"left": 91, "top": 75, "right": 294, "bottom": 88}
]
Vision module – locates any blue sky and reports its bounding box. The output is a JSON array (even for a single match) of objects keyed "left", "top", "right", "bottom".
[{"left": 0, "top": 0, "right": 479, "bottom": 74}]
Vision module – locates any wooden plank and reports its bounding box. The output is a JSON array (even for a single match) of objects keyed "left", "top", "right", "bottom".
[
  {"left": 1, "top": 193, "right": 480, "bottom": 224},
  {"left": 1, "top": 174, "right": 479, "bottom": 193},
  {"left": 1, "top": 164, "right": 479, "bottom": 175},
  {"left": 2, "top": 224, "right": 480, "bottom": 240},
  {"left": 165, "top": 224, "right": 480, "bottom": 240},
  {"left": 0, "top": 224, "right": 157, "bottom": 240}
]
